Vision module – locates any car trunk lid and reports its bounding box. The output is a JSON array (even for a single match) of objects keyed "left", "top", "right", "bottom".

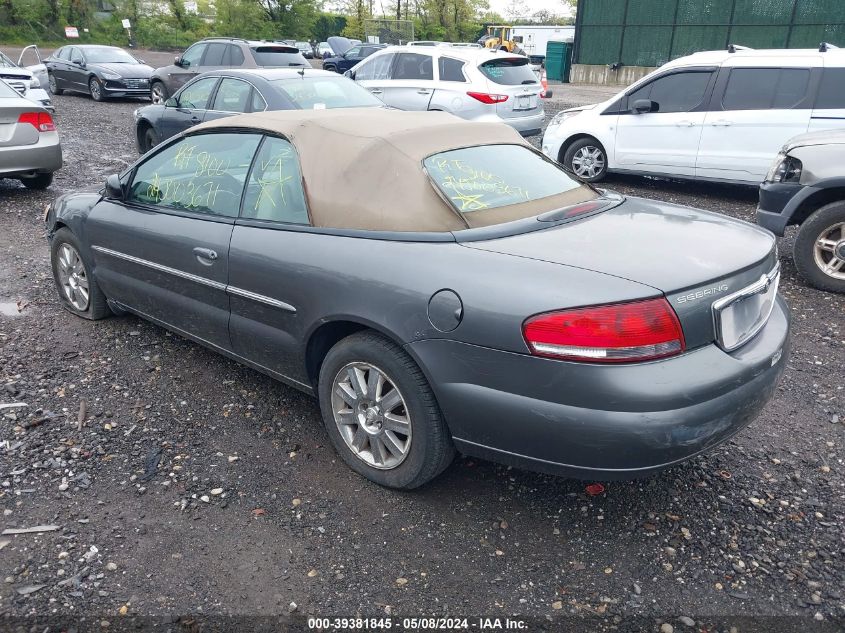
[
  {"left": 0, "top": 98, "right": 42, "bottom": 147},
  {"left": 463, "top": 196, "right": 778, "bottom": 350}
]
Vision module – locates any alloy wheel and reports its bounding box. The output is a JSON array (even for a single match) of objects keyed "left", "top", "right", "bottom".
[
  {"left": 813, "top": 221, "right": 845, "bottom": 280},
  {"left": 48, "top": 73, "right": 57, "bottom": 92},
  {"left": 330, "top": 362, "right": 412, "bottom": 470},
  {"left": 151, "top": 83, "right": 166, "bottom": 104},
  {"left": 89, "top": 79, "right": 102, "bottom": 101},
  {"left": 571, "top": 145, "right": 605, "bottom": 179},
  {"left": 56, "top": 243, "right": 90, "bottom": 311}
]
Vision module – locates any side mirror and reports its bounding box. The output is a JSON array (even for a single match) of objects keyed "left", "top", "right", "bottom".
[
  {"left": 104, "top": 174, "right": 123, "bottom": 200},
  {"left": 343, "top": 69, "right": 353, "bottom": 78},
  {"left": 632, "top": 98, "right": 658, "bottom": 114},
  {"left": 165, "top": 96, "right": 178, "bottom": 107},
  {"left": 73, "top": 59, "right": 85, "bottom": 67},
  {"left": 174, "top": 56, "right": 183, "bottom": 67}
]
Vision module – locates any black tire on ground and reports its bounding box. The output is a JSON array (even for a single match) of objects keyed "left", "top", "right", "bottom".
[
  {"left": 793, "top": 200, "right": 845, "bottom": 293},
  {"left": 150, "top": 81, "right": 168, "bottom": 104},
  {"left": 562, "top": 137, "right": 608, "bottom": 183},
  {"left": 318, "top": 331, "right": 455, "bottom": 489},
  {"left": 20, "top": 172, "right": 53, "bottom": 190},
  {"left": 48, "top": 73, "right": 63, "bottom": 95},
  {"left": 50, "top": 227, "right": 111, "bottom": 320},
  {"left": 323, "top": 64, "right": 336, "bottom": 73},
  {"left": 89, "top": 76, "right": 105, "bottom": 101},
  {"left": 141, "top": 124, "right": 160, "bottom": 154}
]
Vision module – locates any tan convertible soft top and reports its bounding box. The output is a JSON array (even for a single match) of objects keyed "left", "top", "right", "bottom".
[{"left": 192, "top": 108, "right": 594, "bottom": 232}]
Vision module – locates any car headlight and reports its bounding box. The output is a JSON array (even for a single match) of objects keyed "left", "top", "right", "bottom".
[
  {"left": 549, "top": 109, "right": 583, "bottom": 127},
  {"left": 101, "top": 71, "right": 121, "bottom": 80},
  {"left": 29, "top": 76, "right": 41, "bottom": 88},
  {"left": 766, "top": 152, "right": 803, "bottom": 183}
]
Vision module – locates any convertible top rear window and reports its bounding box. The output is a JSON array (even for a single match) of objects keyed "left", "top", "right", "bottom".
[{"left": 425, "top": 145, "right": 587, "bottom": 213}]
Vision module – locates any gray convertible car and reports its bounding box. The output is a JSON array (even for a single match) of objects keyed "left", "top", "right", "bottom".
[{"left": 45, "top": 109, "right": 790, "bottom": 489}]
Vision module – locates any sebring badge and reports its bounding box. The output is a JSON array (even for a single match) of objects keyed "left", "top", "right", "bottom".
[{"left": 675, "top": 284, "right": 729, "bottom": 304}]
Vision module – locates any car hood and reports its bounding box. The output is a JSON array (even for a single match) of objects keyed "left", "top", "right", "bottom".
[
  {"left": 328, "top": 36, "right": 353, "bottom": 56},
  {"left": 782, "top": 128, "right": 845, "bottom": 152},
  {"left": 91, "top": 62, "right": 153, "bottom": 78},
  {"left": 463, "top": 195, "right": 775, "bottom": 294},
  {"left": 0, "top": 68, "right": 32, "bottom": 79}
]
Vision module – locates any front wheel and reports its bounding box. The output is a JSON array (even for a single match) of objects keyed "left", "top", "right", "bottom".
[
  {"left": 20, "top": 172, "right": 53, "bottom": 190},
  {"left": 323, "top": 64, "right": 337, "bottom": 73},
  {"left": 563, "top": 137, "right": 608, "bottom": 182},
  {"left": 89, "top": 76, "right": 105, "bottom": 101},
  {"left": 794, "top": 201, "right": 845, "bottom": 293},
  {"left": 150, "top": 81, "right": 168, "bottom": 104},
  {"left": 48, "top": 72, "right": 63, "bottom": 95},
  {"left": 140, "top": 124, "right": 160, "bottom": 154},
  {"left": 50, "top": 228, "right": 111, "bottom": 320},
  {"left": 318, "top": 331, "right": 455, "bottom": 489}
]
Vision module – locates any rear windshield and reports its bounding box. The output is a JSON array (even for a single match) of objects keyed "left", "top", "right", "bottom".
[
  {"left": 251, "top": 47, "right": 307, "bottom": 67},
  {"left": 0, "top": 80, "right": 20, "bottom": 98},
  {"left": 479, "top": 58, "right": 538, "bottom": 85},
  {"left": 271, "top": 77, "right": 383, "bottom": 109},
  {"left": 425, "top": 145, "right": 586, "bottom": 213}
]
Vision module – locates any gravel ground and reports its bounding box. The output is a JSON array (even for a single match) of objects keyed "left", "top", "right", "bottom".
[{"left": 0, "top": 76, "right": 843, "bottom": 633}]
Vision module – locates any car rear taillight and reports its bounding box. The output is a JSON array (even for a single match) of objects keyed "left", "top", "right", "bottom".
[
  {"left": 18, "top": 111, "right": 55, "bottom": 132},
  {"left": 467, "top": 91, "right": 509, "bottom": 104},
  {"left": 523, "top": 298, "right": 685, "bottom": 363}
]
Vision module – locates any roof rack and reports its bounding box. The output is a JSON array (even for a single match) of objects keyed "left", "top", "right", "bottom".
[
  {"left": 727, "top": 44, "right": 752, "bottom": 53},
  {"left": 819, "top": 42, "right": 839, "bottom": 52},
  {"left": 201, "top": 36, "right": 249, "bottom": 43}
]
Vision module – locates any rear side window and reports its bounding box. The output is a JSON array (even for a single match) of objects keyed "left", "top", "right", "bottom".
[
  {"left": 242, "top": 137, "right": 309, "bottom": 224},
  {"left": 815, "top": 67, "right": 845, "bottom": 109},
  {"left": 425, "top": 145, "right": 583, "bottom": 213},
  {"left": 128, "top": 133, "right": 261, "bottom": 217},
  {"left": 392, "top": 53, "right": 433, "bottom": 80},
  {"left": 438, "top": 57, "right": 466, "bottom": 82},
  {"left": 228, "top": 45, "right": 245, "bottom": 66},
  {"left": 251, "top": 47, "right": 307, "bottom": 67},
  {"left": 479, "top": 58, "right": 537, "bottom": 86},
  {"left": 626, "top": 71, "right": 713, "bottom": 113},
  {"left": 722, "top": 68, "right": 810, "bottom": 111}
]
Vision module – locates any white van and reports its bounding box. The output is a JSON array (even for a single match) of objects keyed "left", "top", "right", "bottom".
[{"left": 542, "top": 46, "right": 845, "bottom": 184}]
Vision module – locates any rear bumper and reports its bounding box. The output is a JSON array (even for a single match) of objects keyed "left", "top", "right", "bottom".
[
  {"left": 408, "top": 295, "right": 790, "bottom": 480},
  {"left": 756, "top": 182, "right": 807, "bottom": 236},
  {"left": 0, "top": 133, "right": 62, "bottom": 177}
]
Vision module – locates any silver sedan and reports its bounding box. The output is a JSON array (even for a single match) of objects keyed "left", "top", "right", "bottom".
[{"left": 0, "top": 79, "right": 61, "bottom": 190}]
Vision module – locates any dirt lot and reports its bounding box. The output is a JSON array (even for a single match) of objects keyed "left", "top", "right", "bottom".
[{"left": 0, "top": 67, "right": 843, "bottom": 632}]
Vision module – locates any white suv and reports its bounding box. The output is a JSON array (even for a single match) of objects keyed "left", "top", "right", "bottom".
[
  {"left": 542, "top": 46, "right": 845, "bottom": 184},
  {"left": 347, "top": 46, "right": 544, "bottom": 137}
]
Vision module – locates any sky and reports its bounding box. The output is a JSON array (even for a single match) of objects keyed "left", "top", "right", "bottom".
[{"left": 486, "top": 0, "right": 574, "bottom": 19}]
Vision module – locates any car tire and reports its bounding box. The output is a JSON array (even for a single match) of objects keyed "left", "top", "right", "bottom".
[
  {"left": 47, "top": 72, "right": 63, "bottom": 95},
  {"left": 150, "top": 81, "right": 168, "bottom": 104},
  {"left": 563, "top": 137, "right": 608, "bottom": 183},
  {"left": 318, "top": 331, "right": 455, "bottom": 489},
  {"left": 20, "top": 172, "right": 53, "bottom": 190},
  {"left": 793, "top": 201, "right": 845, "bottom": 293},
  {"left": 89, "top": 76, "right": 105, "bottom": 102},
  {"left": 50, "top": 227, "right": 111, "bottom": 320},
  {"left": 323, "top": 64, "right": 336, "bottom": 73},
  {"left": 140, "top": 124, "right": 160, "bottom": 154}
]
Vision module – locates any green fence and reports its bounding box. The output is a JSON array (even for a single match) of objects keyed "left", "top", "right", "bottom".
[{"left": 575, "top": 0, "right": 845, "bottom": 67}]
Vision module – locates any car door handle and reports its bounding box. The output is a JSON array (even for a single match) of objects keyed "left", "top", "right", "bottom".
[
  {"left": 369, "top": 89, "right": 383, "bottom": 95},
  {"left": 190, "top": 116, "right": 201, "bottom": 123},
  {"left": 193, "top": 247, "right": 218, "bottom": 263},
  {"left": 676, "top": 120, "right": 696, "bottom": 127},
  {"left": 417, "top": 89, "right": 431, "bottom": 95},
  {"left": 711, "top": 120, "right": 733, "bottom": 127}
]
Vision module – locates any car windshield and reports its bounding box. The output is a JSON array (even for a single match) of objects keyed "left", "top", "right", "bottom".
[
  {"left": 0, "top": 80, "right": 21, "bottom": 98},
  {"left": 271, "top": 76, "right": 383, "bottom": 109},
  {"left": 0, "top": 52, "right": 18, "bottom": 68},
  {"left": 479, "top": 58, "right": 538, "bottom": 85},
  {"left": 424, "top": 144, "right": 589, "bottom": 214},
  {"left": 83, "top": 47, "right": 137, "bottom": 64},
  {"left": 251, "top": 47, "right": 307, "bottom": 67}
]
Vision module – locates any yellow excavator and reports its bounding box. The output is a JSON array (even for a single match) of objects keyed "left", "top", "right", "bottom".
[{"left": 480, "top": 25, "right": 524, "bottom": 54}]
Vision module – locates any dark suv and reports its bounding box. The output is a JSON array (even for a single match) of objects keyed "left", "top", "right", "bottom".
[
  {"left": 757, "top": 129, "right": 845, "bottom": 293},
  {"left": 149, "top": 38, "right": 308, "bottom": 103},
  {"left": 323, "top": 37, "right": 386, "bottom": 74}
]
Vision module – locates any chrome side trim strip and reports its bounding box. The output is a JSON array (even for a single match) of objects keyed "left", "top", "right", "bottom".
[
  {"left": 91, "top": 245, "right": 297, "bottom": 313},
  {"left": 226, "top": 285, "right": 296, "bottom": 313},
  {"left": 92, "top": 246, "right": 228, "bottom": 291}
]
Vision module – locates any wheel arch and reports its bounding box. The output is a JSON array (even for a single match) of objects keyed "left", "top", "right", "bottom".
[{"left": 789, "top": 186, "right": 845, "bottom": 228}]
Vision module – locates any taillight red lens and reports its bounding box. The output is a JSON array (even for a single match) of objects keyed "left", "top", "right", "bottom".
[
  {"left": 18, "top": 111, "right": 56, "bottom": 132},
  {"left": 467, "top": 91, "right": 509, "bottom": 104},
  {"left": 523, "top": 298, "right": 686, "bottom": 363}
]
